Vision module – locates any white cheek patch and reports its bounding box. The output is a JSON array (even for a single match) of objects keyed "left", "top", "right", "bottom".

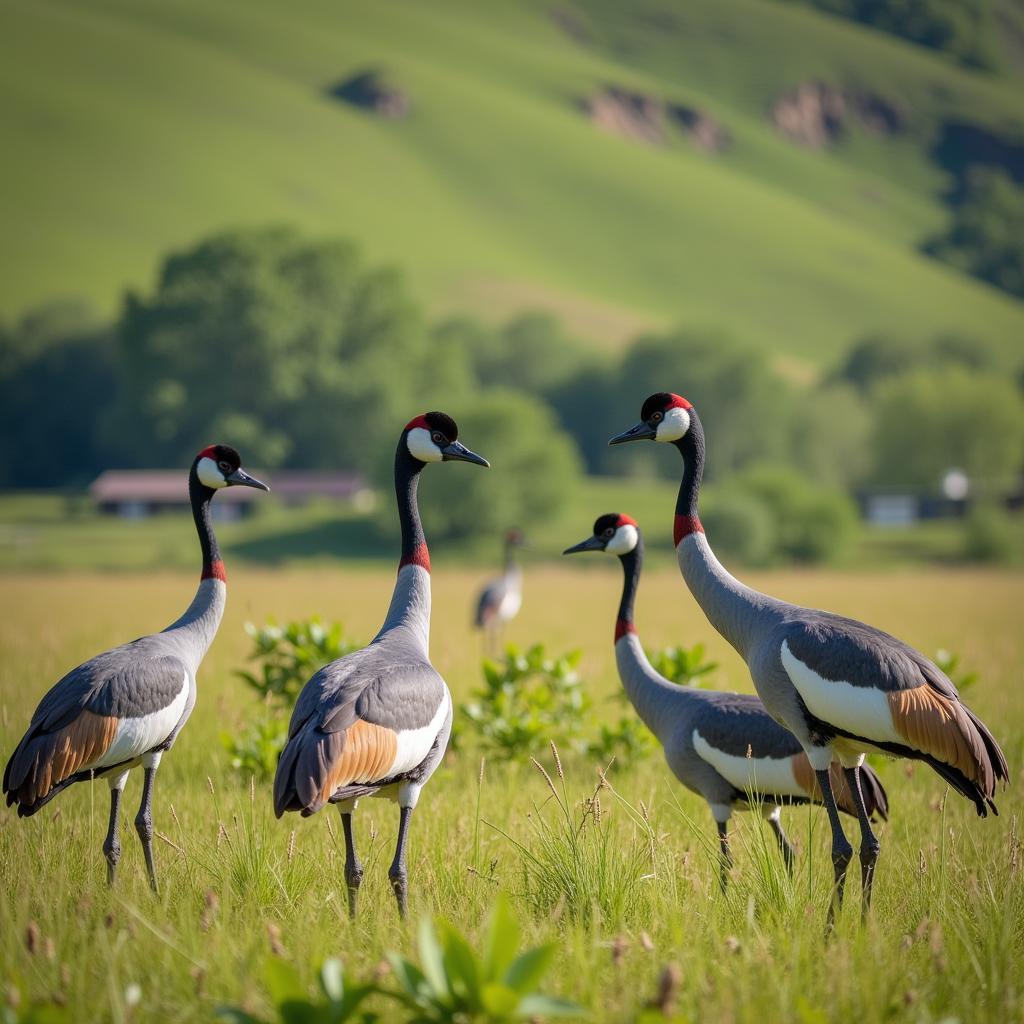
[
  {"left": 655, "top": 407, "right": 690, "bottom": 442},
  {"left": 196, "top": 457, "right": 228, "bottom": 489},
  {"left": 605, "top": 524, "right": 639, "bottom": 555},
  {"left": 406, "top": 427, "right": 443, "bottom": 463}
]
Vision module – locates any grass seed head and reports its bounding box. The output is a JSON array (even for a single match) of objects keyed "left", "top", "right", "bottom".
[
  {"left": 267, "top": 922, "right": 286, "bottom": 957},
  {"left": 550, "top": 741, "right": 564, "bottom": 779},
  {"left": 24, "top": 922, "right": 39, "bottom": 956},
  {"left": 531, "top": 757, "right": 558, "bottom": 799},
  {"left": 648, "top": 964, "right": 681, "bottom": 1016}
]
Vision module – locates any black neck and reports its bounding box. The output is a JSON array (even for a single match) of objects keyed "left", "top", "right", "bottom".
[
  {"left": 395, "top": 440, "right": 427, "bottom": 568},
  {"left": 673, "top": 410, "right": 706, "bottom": 520},
  {"left": 188, "top": 471, "right": 222, "bottom": 574},
  {"left": 503, "top": 540, "right": 517, "bottom": 572},
  {"left": 617, "top": 535, "right": 643, "bottom": 629}
]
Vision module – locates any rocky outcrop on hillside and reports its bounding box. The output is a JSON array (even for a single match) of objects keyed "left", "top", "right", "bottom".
[
  {"left": 772, "top": 81, "right": 904, "bottom": 148},
  {"left": 583, "top": 87, "right": 730, "bottom": 152},
  {"left": 329, "top": 70, "right": 411, "bottom": 118}
]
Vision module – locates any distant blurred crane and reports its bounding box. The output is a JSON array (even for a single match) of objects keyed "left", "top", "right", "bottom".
[
  {"left": 474, "top": 528, "right": 524, "bottom": 653},
  {"left": 3, "top": 445, "right": 268, "bottom": 891}
]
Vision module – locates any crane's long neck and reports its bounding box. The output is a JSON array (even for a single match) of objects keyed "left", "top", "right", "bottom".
[
  {"left": 503, "top": 539, "right": 521, "bottom": 583},
  {"left": 161, "top": 472, "right": 228, "bottom": 666},
  {"left": 613, "top": 535, "right": 695, "bottom": 741},
  {"left": 671, "top": 415, "right": 783, "bottom": 660},
  {"left": 375, "top": 442, "right": 431, "bottom": 650}
]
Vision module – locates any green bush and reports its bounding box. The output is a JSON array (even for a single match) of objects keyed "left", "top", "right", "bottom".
[
  {"left": 696, "top": 490, "right": 777, "bottom": 567},
  {"left": 707, "top": 465, "right": 858, "bottom": 564},
  {"left": 455, "top": 645, "right": 590, "bottom": 760},
  {"left": 224, "top": 618, "right": 360, "bottom": 779},
  {"left": 963, "top": 503, "right": 1017, "bottom": 564}
]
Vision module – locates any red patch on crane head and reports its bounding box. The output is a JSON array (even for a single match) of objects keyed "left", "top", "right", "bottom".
[
  {"left": 196, "top": 445, "right": 218, "bottom": 460},
  {"left": 667, "top": 394, "right": 692, "bottom": 410},
  {"left": 404, "top": 415, "right": 430, "bottom": 432},
  {"left": 615, "top": 513, "right": 638, "bottom": 529}
]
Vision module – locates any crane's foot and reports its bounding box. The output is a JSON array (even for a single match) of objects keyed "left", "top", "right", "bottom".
[
  {"left": 344, "top": 866, "right": 363, "bottom": 919},
  {"left": 859, "top": 839, "right": 880, "bottom": 920},
  {"left": 103, "top": 840, "right": 121, "bottom": 887},
  {"left": 826, "top": 841, "right": 853, "bottom": 936},
  {"left": 389, "top": 870, "right": 408, "bottom": 920}
]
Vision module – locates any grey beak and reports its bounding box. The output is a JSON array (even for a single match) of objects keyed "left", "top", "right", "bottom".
[
  {"left": 609, "top": 422, "right": 657, "bottom": 445},
  {"left": 441, "top": 441, "right": 490, "bottom": 468},
  {"left": 226, "top": 467, "right": 270, "bottom": 491},
  {"left": 563, "top": 535, "right": 606, "bottom": 555}
]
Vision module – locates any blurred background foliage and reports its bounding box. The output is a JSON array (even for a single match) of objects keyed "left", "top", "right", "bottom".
[{"left": 1, "top": 0, "right": 1023, "bottom": 566}]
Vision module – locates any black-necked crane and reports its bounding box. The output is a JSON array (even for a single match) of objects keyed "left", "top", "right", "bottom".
[
  {"left": 474, "top": 528, "right": 524, "bottom": 652},
  {"left": 610, "top": 393, "right": 1009, "bottom": 923},
  {"left": 3, "top": 445, "right": 268, "bottom": 891},
  {"left": 273, "top": 412, "right": 488, "bottom": 918},
  {"left": 564, "top": 513, "right": 888, "bottom": 887}
]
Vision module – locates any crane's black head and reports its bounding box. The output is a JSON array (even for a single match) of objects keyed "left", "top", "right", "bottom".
[
  {"left": 563, "top": 513, "right": 640, "bottom": 556},
  {"left": 506, "top": 528, "right": 525, "bottom": 546},
  {"left": 193, "top": 444, "right": 270, "bottom": 492},
  {"left": 403, "top": 411, "right": 489, "bottom": 467},
  {"left": 609, "top": 393, "right": 694, "bottom": 446}
]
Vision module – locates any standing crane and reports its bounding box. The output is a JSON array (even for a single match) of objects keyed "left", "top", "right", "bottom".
[
  {"left": 474, "top": 528, "right": 524, "bottom": 653},
  {"left": 610, "top": 393, "right": 1008, "bottom": 924},
  {"left": 564, "top": 512, "right": 887, "bottom": 887},
  {"left": 273, "top": 412, "right": 488, "bottom": 918},
  {"left": 3, "top": 445, "right": 268, "bottom": 890}
]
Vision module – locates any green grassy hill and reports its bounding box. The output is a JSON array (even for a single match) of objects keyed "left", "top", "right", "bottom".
[{"left": 2, "top": 0, "right": 1022, "bottom": 364}]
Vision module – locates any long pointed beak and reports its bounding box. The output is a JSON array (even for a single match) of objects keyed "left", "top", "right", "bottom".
[
  {"left": 563, "top": 535, "right": 606, "bottom": 555},
  {"left": 609, "top": 422, "right": 657, "bottom": 445},
  {"left": 226, "top": 467, "right": 270, "bottom": 491},
  {"left": 442, "top": 441, "right": 490, "bottom": 468}
]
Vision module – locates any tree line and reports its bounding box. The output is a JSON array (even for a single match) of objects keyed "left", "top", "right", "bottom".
[{"left": 1, "top": 226, "right": 1022, "bottom": 558}]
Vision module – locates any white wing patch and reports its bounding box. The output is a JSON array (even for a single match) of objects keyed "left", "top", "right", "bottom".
[
  {"left": 780, "top": 640, "right": 900, "bottom": 745},
  {"left": 692, "top": 729, "right": 805, "bottom": 798},
  {"left": 98, "top": 673, "right": 190, "bottom": 767},
  {"left": 388, "top": 690, "right": 451, "bottom": 776}
]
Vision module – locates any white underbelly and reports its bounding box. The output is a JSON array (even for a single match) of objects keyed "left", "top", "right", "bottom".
[
  {"left": 780, "top": 641, "right": 901, "bottom": 745},
  {"left": 95, "top": 674, "right": 190, "bottom": 767},
  {"left": 693, "top": 729, "right": 805, "bottom": 798},
  {"left": 387, "top": 691, "right": 451, "bottom": 776}
]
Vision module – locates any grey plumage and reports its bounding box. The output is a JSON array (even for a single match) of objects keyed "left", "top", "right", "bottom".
[
  {"left": 2, "top": 443, "right": 266, "bottom": 889},
  {"left": 273, "top": 412, "right": 487, "bottom": 918},
  {"left": 611, "top": 393, "right": 1008, "bottom": 921},
  {"left": 566, "top": 514, "right": 887, "bottom": 886}
]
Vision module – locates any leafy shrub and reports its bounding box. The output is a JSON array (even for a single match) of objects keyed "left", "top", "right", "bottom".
[
  {"left": 387, "top": 896, "right": 583, "bottom": 1022},
  {"left": 224, "top": 618, "right": 360, "bottom": 779},
  {"left": 218, "top": 957, "right": 378, "bottom": 1024},
  {"left": 699, "top": 490, "right": 776, "bottom": 566},
  {"left": 963, "top": 503, "right": 1017, "bottom": 564},
  {"left": 455, "top": 645, "right": 590, "bottom": 759},
  {"left": 217, "top": 901, "right": 581, "bottom": 1024},
  {"left": 645, "top": 643, "right": 718, "bottom": 687}
]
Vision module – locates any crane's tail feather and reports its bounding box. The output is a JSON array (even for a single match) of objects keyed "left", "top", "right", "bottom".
[{"left": 857, "top": 762, "right": 889, "bottom": 822}]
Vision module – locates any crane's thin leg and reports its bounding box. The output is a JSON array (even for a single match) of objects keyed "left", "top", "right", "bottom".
[
  {"left": 766, "top": 807, "right": 796, "bottom": 875},
  {"left": 340, "top": 810, "right": 363, "bottom": 919},
  {"left": 135, "top": 757, "right": 160, "bottom": 893},
  {"left": 843, "top": 766, "right": 880, "bottom": 919},
  {"left": 815, "top": 768, "right": 852, "bottom": 933},
  {"left": 103, "top": 771, "right": 129, "bottom": 886},
  {"left": 716, "top": 819, "right": 732, "bottom": 892},
  {"left": 388, "top": 805, "right": 413, "bottom": 919}
]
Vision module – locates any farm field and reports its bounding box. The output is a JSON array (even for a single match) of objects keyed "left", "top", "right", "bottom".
[{"left": 1, "top": 564, "right": 1022, "bottom": 1022}]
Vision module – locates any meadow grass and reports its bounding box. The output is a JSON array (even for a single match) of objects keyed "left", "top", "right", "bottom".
[
  {"left": 1, "top": 564, "right": 1022, "bottom": 1022},
  {"left": 2, "top": 0, "right": 1023, "bottom": 361}
]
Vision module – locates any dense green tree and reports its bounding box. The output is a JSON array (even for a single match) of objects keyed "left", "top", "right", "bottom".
[
  {"left": 417, "top": 389, "right": 583, "bottom": 540},
  {"left": 870, "top": 366, "right": 1024, "bottom": 492},
  {"left": 613, "top": 329, "right": 791, "bottom": 480},
  {"left": 929, "top": 169, "right": 1024, "bottom": 300},
  {"left": 789, "top": 384, "right": 872, "bottom": 487},
  {"left": 0, "top": 302, "right": 115, "bottom": 488},
  {"left": 107, "top": 227, "right": 452, "bottom": 479}
]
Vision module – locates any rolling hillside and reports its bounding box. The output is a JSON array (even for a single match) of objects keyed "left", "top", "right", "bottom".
[{"left": 1, "top": 0, "right": 1022, "bottom": 365}]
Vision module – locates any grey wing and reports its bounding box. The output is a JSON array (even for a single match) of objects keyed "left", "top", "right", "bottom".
[
  {"left": 474, "top": 578, "right": 505, "bottom": 627},
  {"left": 692, "top": 693, "right": 805, "bottom": 759},
  {"left": 4, "top": 644, "right": 187, "bottom": 813},
  {"left": 274, "top": 646, "right": 447, "bottom": 817}
]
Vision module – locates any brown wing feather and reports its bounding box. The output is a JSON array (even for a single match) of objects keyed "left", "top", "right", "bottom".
[
  {"left": 317, "top": 720, "right": 398, "bottom": 807},
  {"left": 8, "top": 710, "right": 118, "bottom": 809},
  {"left": 888, "top": 686, "right": 990, "bottom": 790}
]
